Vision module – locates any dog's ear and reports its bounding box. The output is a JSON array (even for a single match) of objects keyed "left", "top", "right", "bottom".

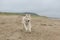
[{"left": 28, "top": 14, "right": 31, "bottom": 19}]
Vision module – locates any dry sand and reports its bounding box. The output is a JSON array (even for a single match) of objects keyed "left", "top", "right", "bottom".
[{"left": 0, "top": 15, "right": 60, "bottom": 40}]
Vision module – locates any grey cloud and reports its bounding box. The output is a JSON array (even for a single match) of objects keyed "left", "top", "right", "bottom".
[{"left": 0, "top": 0, "right": 60, "bottom": 18}]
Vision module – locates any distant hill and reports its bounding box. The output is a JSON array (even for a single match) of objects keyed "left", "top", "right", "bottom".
[
  {"left": 22, "top": 12, "right": 40, "bottom": 16},
  {"left": 0, "top": 12, "right": 40, "bottom": 16}
]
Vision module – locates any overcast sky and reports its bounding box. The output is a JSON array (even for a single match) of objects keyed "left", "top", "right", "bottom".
[{"left": 0, "top": 0, "right": 60, "bottom": 18}]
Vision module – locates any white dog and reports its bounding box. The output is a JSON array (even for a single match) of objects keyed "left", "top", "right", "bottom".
[{"left": 22, "top": 14, "right": 31, "bottom": 32}]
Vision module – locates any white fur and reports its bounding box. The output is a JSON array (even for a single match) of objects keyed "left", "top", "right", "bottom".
[{"left": 22, "top": 14, "right": 31, "bottom": 32}]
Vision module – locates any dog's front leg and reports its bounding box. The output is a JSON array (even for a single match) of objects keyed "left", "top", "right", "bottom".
[
  {"left": 28, "top": 22, "right": 31, "bottom": 32},
  {"left": 24, "top": 23, "right": 28, "bottom": 31}
]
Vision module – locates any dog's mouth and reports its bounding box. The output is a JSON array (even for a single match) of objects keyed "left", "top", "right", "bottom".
[
  {"left": 26, "top": 20, "right": 30, "bottom": 22},
  {"left": 28, "top": 20, "right": 30, "bottom": 22}
]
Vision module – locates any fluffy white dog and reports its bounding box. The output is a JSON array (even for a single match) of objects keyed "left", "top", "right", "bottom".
[{"left": 22, "top": 14, "right": 32, "bottom": 32}]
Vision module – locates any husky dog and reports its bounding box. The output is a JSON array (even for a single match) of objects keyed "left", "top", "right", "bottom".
[{"left": 22, "top": 14, "right": 31, "bottom": 32}]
